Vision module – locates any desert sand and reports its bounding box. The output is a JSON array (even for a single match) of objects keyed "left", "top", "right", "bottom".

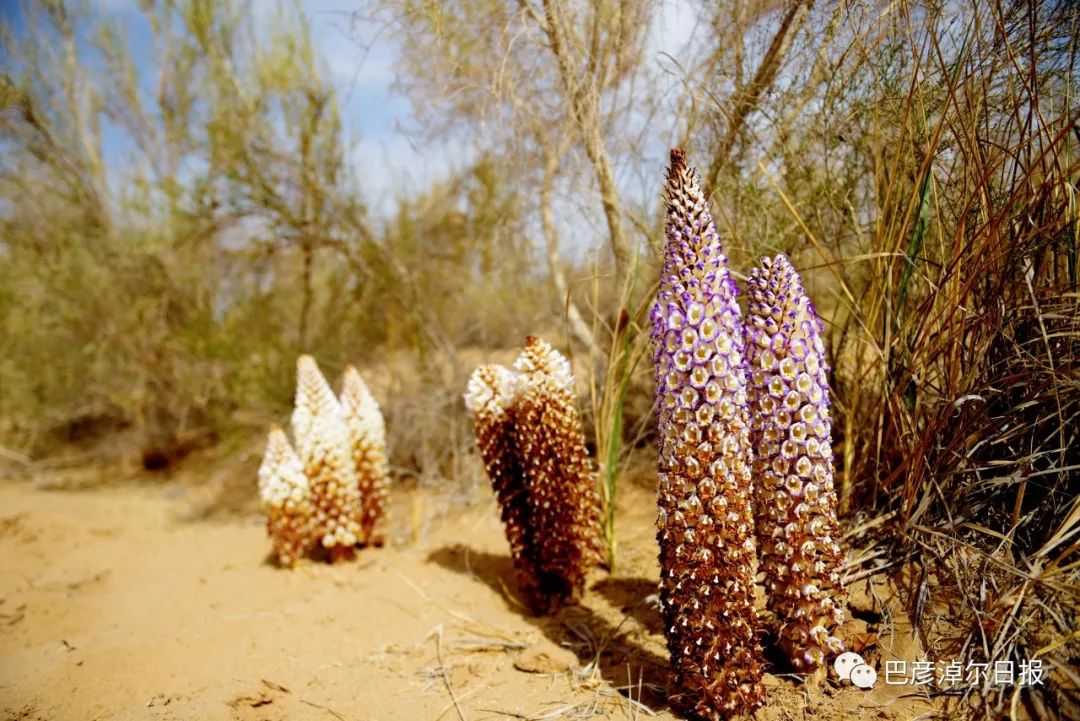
[{"left": 0, "top": 476, "right": 939, "bottom": 721}]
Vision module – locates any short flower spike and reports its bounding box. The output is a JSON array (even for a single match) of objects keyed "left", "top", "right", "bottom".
[
  {"left": 512, "top": 336, "right": 602, "bottom": 612},
  {"left": 292, "top": 355, "right": 362, "bottom": 561},
  {"left": 745, "top": 254, "right": 847, "bottom": 672},
  {"left": 465, "top": 338, "right": 601, "bottom": 614},
  {"left": 465, "top": 364, "right": 538, "bottom": 598},
  {"left": 340, "top": 365, "right": 390, "bottom": 546},
  {"left": 650, "top": 148, "right": 765, "bottom": 718},
  {"left": 258, "top": 426, "right": 315, "bottom": 567}
]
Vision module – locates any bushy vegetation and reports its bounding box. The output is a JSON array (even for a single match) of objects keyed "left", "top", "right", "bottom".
[
  {"left": 1, "top": 0, "right": 1076, "bottom": 717},
  {"left": 0, "top": 1, "right": 548, "bottom": 471}
]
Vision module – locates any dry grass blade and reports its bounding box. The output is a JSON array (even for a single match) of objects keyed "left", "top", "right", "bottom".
[{"left": 429, "top": 625, "right": 470, "bottom": 721}]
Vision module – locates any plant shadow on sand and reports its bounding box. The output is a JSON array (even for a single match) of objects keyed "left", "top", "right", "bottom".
[
  {"left": 591, "top": 576, "right": 666, "bottom": 636},
  {"left": 427, "top": 544, "right": 672, "bottom": 713}
]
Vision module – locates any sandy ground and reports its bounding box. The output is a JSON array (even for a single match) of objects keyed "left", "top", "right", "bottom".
[{"left": 0, "top": 477, "right": 941, "bottom": 721}]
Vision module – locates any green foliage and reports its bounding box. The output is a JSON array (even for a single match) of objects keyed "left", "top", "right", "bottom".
[{"left": 0, "top": 1, "right": 546, "bottom": 464}]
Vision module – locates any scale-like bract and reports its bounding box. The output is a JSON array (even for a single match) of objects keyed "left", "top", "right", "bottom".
[
  {"left": 340, "top": 365, "right": 390, "bottom": 546},
  {"left": 258, "top": 426, "right": 315, "bottom": 567},
  {"left": 292, "top": 355, "right": 362, "bottom": 560},
  {"left": 650, "top": 148, "right": 765, "bottom": 718},
  {"left": 745, "top": 254, "right": 846, "bottom": 671}
]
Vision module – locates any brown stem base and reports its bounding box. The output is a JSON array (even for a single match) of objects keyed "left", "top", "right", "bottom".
[{"left": 328, "top": 545, "right": 356, "bottom": 564}]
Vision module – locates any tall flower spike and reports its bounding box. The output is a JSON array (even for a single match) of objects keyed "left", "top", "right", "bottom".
[
  {"left": 292, "top": 355, "right": 362, "bottom": 561},
  {"left": 464, "top": 364, "right": 539, "bottom": 600},
  {"left": 650, "top": 148, "right": 765, "bottom": 719},
  {"left": 258, "top": 427, "right": 315, "bottom": 567},
  {"left": 340, "top": 365, "right": 390, "bottom": 546},
  {"left": 511, "top": 336, "right": 602, "bottom": 613},
  {"left": 745, "top": 254, "right": 846, "bottom": 672}
]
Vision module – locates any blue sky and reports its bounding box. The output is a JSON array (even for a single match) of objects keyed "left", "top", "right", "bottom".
[
  {"left": 0, "top": 0, "right": 447, "bottom": 209},
  {"left": 297, "top": 0, "right": 456, "bottom": 208}
]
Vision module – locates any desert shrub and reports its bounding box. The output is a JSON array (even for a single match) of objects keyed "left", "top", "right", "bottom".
[{"left": 0, "top": 1, "right": 549, "bottom": 479}]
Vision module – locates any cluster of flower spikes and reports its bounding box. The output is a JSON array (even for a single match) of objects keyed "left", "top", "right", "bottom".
[
  {"left": 292, "top": 355, "right": 363, "bottom": 562},
  {"left": 465, "top": 364, "right": 537, "bottom": 597},
  {"left": 513, "top": 336, "right": 603, "bottom": 612},
  {"left": 257, "top": 426, "right": 315, "bottom": 567},
  {"left": 340, "top": 365, "right": 390, "bottom": 546},
  {"left": 650, "top": 148, "right": 765, "bottom": 719},
  {"left": 465, "top": 336, "right": 602, "bottom": 614},
  {"left": 744, "top": 254, "right": 846, "bottom": 672}
]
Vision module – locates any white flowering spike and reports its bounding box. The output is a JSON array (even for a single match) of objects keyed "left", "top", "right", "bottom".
[
  {"left": 512, "top": 335, "right": 574, "bottom": 393},
  {"left": 340, "top": 365, "right": 390, "bottom": 546},
  {"left": 465, "top": 337, "right": 601, "bottom": 614},
  {"left": 258, "top": 427, "right": 314, "bottom": 567},
  {"left": 292, "top": 355, "right": 362, "bottom": 561}
]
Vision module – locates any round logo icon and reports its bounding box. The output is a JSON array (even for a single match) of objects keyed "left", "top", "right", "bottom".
[
  {"left": 850, "top": 663, "right": 878, "bottom": 689},
  {"left": 833, "top": 651, "right": 865, "bottom": 681}
]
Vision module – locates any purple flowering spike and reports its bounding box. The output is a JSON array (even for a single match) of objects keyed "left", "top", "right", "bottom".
[
  {"left": 651, "top": 149, "right": 765, "bottom": 718},
  {"left": 745, "top": 254, "right": 847, "bottom": 672}
]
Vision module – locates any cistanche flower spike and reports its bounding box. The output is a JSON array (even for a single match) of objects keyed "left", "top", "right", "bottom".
[
  {"left": 650, "top": 148, "right": 766, "bottom": 718},
  {"left": 340, "top": 365, "right": 390, "bottom": 546},
  {"left": 464, "top": 337, "right": 601, "bottom": 614},
  {"left": 512, "top": 336, "right": 602, "bottom": 612},
  {"left": 745, "top": 254, "right": 847, "bottom": 672},
  {"left": 292, "top": 355, "right": 362, "bottom": 562},
  {"left": 464, "top": 364, "right": 538, "bottom": 599},
  {"left": 258, "top": 426, "right": 315, "bottom": 567}
]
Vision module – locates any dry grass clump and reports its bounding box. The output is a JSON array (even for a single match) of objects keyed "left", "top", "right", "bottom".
[
  {"left": 465, "top": 336, "right": 602, "bottom": 614},
  {"left": 786, "top": 4, "right": 1080, "bottom": 717}
]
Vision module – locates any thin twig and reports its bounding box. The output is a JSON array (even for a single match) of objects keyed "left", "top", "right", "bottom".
[
  {"left": 429, "top": 625, "right": 469, "bottom": 721},
  {"left": 300, "top": 699, "right": 347, "bottom": 721}
]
